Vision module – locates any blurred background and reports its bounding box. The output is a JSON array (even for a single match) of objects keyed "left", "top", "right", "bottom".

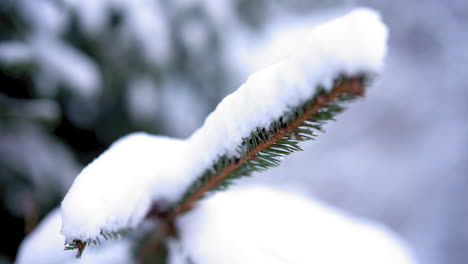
[{"left": 0, "top": 0, "right": 466, "bottom": 263}]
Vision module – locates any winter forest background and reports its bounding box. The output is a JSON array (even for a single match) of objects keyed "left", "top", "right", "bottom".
[{"left": 0, "top": 0, "right": 467, "bottom": 263}]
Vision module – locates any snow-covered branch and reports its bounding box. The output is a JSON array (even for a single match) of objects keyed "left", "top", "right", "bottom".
[{"left": 60, "top": 7, "right": 388, "bottom": 257}]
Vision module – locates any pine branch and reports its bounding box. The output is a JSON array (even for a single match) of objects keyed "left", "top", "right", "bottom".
[
  {"left": 136, "top": 74, "right": 370, "bottom": 261},
  {"left": 166, "top": 75, "right": 367, "bottom": 219},
  {"left": 64, "top": 74, "right": 370, "bottom": 259},
  {"left": 59, "top": 8, "right": 388, "bottom": 259}
]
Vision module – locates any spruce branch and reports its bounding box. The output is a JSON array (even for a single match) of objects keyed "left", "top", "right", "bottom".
[
  {"left": 140, "top": 74, "right": 369, "bottom": 260},
  {"left": 167, "top": 75, "right": 366, "bottom": 219},
  {"left": 58, "top": 8, "right": 387, "bottom": 261},
  {"left": 64, "top": 74, "right": 369, "bottom": 260}
]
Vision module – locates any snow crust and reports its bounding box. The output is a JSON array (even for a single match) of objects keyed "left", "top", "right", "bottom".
[
  {"left": 61, "top": 133, "right": 192, "bottom": 242},
  {"left": 177, "top": 186, "right": 415, "bottom": 264},
  {"left": 60, "top": 8, "right": 388, "bottom": 243},
  {"left": 16, "top": 208, "right": 133, "bottom": 264}
]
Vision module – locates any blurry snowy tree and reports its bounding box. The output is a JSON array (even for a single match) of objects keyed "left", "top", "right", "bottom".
[
  {"left": 8, "top": 5, "right": 418, "bottom": 263},
  {"left": 4, "top": 0, "right": 465, "bottom": 263},
  {"left": 1, "top": 1, "right": 357, "bottom": 261}
]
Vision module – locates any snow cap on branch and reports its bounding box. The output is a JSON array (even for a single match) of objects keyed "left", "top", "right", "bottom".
[
  {"left": 188, "top": 7, "right": 388, "bottom": 169},
  {"left": 61, "top": 133, "right": 190, "bottom": 242}
]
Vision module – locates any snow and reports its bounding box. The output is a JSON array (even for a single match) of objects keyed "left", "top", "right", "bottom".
[
  {"left": 159, "top": 80, "right": 208, "bottom": 137},
  {"left": 16, "top": 208, "right": 133, "bottom": 264},
  {"left": 33, "top": 37, "right": 101, "bottom": 99},
  {"left": 176, "top": 185, "right": 416, "bottom": 264},
  {"left": 179, "top": 17, "right": 210, "bottom": 54},
  {"left": 0, "top": 41, "right": 33, "bottom": 64},
  {"left": 61, "top": 0, "right": 110, "bottom": 33},
  {"left": 126, "top": 77, "right": 160, "bottom": 124},
  {"left": 60, "top": 133, "right": 193, "bottom": 242},
  {"left": 63, "top": 0, "right": 172, "bottom": 65},
  {"left": 121, "top": 0, "right": 172, "bottom": 65},
  {"left": 0, "top": 37, "right": 101, "bottom": 99},
  {"left": 171, "top": 0, "right": 236, "bottom": 29},
  {"left": 167, "top": 238, "right": 191, "bottom": 264},
  {"left": 188, "top": 8, "right": 388, "bottom": 169},
  {"left": 19, "top": 0, "right": 67, "bottom": 35},
  {"left": 0, "top": 123, "right": 79, "bottom": 216},
  {"left": 60, "top": 8, "right": 388, "bottom": 243}
]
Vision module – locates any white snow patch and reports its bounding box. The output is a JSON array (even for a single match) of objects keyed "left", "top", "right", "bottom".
[
  {"left": 61, "top": 133, "right": 193, "bottom": 242},
  {"left": 16, "top": 208, "right": 133, "bottom": 264},
  {"left": 126, "top": 77, "right": 160, "bottom": 123},
  {"left": 176, "top": 186, "right": 416, "bottom": 264},
  {"left": 170, "top": 0, "right": 236, "bottom": 29},
  {"left": 64, "top": 0, "right": 172, "bottom": 65},
  {"left": 121, "top": 0, "right": 172, "bottom": 65},
  {"left": 61, "top": 0, "right": 110, "bottom": 33},
  {"left": 32, "top": 37, "right": 101, "bottom": 99},
  {"left": 179, "top": 17, "right": 209, "bottom": 54},
  {"left": 0, "top": 41, "right": 33, "bottom": 64},
  {"left": 19, "top": 0, "right": 67, "bottom": 35},
  {"left": 200, "top": 0, "right": 236, "bottom": 29},
  {"left": 167, "top": 238, "right": 191, "bottom": 264},
  {"left": 0, "top": 123, "right": 78, "bottom": 200},
  {"left": 159, "top": 80, "right": 207, "bottom": 137}
]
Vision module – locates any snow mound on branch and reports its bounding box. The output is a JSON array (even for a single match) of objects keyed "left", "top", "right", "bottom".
[
  {"left": 188, "top": 8, "right": 388, "bottom": 170},
  {"left": 61, "top": 133, "right": 190, "bottom": 242},
  {"left": 177, "top": 186, "right": 416, "bottom": 264},
  {"left": 16, "top": 208, "right": 133, "bottom": 264},
  {"left": 60, "top": 8, "right": 388, "bottom": 243}
]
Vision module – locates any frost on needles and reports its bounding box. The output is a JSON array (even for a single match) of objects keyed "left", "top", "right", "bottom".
[{"left": 60, "top": 8, "right": 389, "bottom": 256}]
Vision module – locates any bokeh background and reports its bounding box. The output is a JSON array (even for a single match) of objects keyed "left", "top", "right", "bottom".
[{"left": 0, "top": 0, "right": 466, "bottom": 263}]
